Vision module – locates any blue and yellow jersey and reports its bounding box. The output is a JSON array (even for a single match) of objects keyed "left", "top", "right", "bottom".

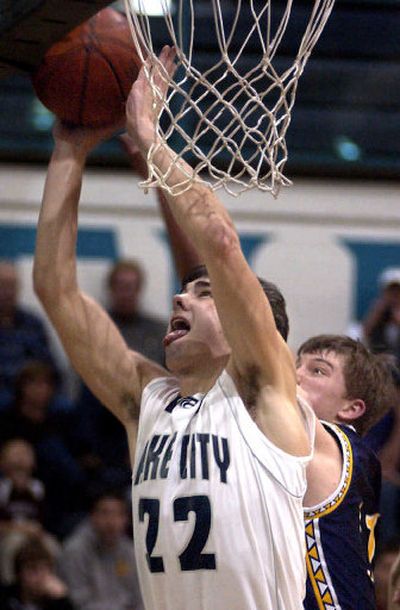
[{"left": 304, "top": 423, "right": 381, "bottom": 610}]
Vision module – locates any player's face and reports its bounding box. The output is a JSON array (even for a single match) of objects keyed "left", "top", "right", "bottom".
[
  {"left": 296, "top": 350, "right": 349, "bottom": 422},
  {"left": 164, "top": 277, "right": 230, "bottom": 370}
]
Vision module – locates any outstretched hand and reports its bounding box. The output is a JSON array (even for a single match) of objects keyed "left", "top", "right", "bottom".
[{"left": 125, "top": 45, "right": 176, "bottom": 156}]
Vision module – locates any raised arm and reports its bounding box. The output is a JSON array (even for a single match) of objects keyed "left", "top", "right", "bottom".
[
  {"left": 126, "top": 48, "right": 309, "bottom": 456},
  {"left": 120, "top": 132, "right": 201, "bottom": 280},
  {"left": 33, "top": 122, "right": 166, "bottom": 440}
]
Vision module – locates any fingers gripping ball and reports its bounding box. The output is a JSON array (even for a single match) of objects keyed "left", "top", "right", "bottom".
[{"left": 32, "top": 8, "right": 142, "bottom": 127}]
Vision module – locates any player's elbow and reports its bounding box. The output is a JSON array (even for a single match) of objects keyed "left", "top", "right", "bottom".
[
  {"left": 33, "top": 261, "right": 67, "bottom": 309},
  {"left": 205, "top": 218, "right": 240, "bottom": 262},
  {"left": 33, "top": 269, "right": 55, "bottom": 309},
  {"left": 33, "top": 261, "right": 48, "bottom": 302}
]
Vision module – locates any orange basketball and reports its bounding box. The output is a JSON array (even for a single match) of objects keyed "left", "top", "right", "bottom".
[{"left": 31, "top": 8, "right": 142, "bottom": 127}]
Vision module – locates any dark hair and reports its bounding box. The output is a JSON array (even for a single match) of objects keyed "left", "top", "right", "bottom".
[
  {"left": 181, "top": 265, "right": 289, "bottom": 341},
  {"left": 107, "top": 259, "right": 144, "bottom": 290},
  {"left": 297, "top": 334, "right": 397, "bottom": 435},
  {"left": 14, "top": 536, "right": 53, "bottom": 576},
  {"left": 14, "top": 361, "right": 58, "bottom": 406},
  {"left": 88, "top": 488, "right": 127, "bottom": 513}
]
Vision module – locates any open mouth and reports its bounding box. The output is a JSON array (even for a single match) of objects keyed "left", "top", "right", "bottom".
[
  {"left": 171, "top": 318, "right": 190, "bottom": 332},
  {"left": 164, "top": 317, "right": 191, "bottom": 347}
]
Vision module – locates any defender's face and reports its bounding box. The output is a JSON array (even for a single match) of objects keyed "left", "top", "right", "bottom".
[
  {"left": 164, "top": 277, "right": 230, "bottom": 369},
  {"left": 296, "top": 350, "right": 348, "bottom": 422}
]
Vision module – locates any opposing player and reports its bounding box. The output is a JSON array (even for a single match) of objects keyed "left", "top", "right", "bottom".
[
  {"left": 33, "top": 46, "right": 314, "bottom": 610},
  {"left": 297, "top": 335, "right": 395, "bottom": 610}
]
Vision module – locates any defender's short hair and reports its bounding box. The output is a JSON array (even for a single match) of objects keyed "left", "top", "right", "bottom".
[{"left": 297, "top": 334, "right": 398, "bottom": 435}]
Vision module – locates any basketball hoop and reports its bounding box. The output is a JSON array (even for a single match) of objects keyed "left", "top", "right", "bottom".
[{"left": 124, "top": 0, "right": 335, "bottom": 197}]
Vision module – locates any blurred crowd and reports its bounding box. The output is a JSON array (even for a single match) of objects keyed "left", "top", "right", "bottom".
[
  {"left": 1, "top": 255, "right": 400, "bottom": 609},
  {"left": 0, "top": 258, "right": 163, "bottom": 609}
]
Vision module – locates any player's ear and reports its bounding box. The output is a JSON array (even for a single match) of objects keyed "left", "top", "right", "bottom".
[{"left": 337, "top": 398, "right": 366, "bottom": 423}]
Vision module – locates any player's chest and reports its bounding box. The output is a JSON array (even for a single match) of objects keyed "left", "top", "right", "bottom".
[{"left": 134, "top": 394, "right": 250, "bottom": 490}]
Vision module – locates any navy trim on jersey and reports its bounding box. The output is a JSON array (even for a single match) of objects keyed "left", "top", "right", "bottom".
[{"left": 303, "top": 423, "right": 381, "bottom": 610}]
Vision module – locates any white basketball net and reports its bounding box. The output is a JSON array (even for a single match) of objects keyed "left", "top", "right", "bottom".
[{"left": 124, "top": 0, "right": 335, "bottom": 197}]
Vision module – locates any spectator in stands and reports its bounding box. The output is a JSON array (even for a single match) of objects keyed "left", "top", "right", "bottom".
[
  {"left": 379, "top": 404, "right": 400, "bottom": 543},
  {"left": 0, "top": 535, "right": 74, "bottom": 609},
  {"left": 0, "top": 260, "right": 58, "bottom": 407},
  {"left": 363, "top": 267, "right": 400, "bottom": 364},
  {"left": 364, "top": 363, "right": 400, "bottom": 543},
  {"left": 59, "top": 490, "right": 143, "bottom": 610},
  {"left": 0, "top": 362, "right": 87, "bottom": 538},
  {"left": 0, "top": 438, "right": 44, "bottom": 528},
  {"left": 75, "top": 258, "right": 167, "bottom": 495},
  {"left": 375, "top": 540, "right": 400, "bottom": 610},
  {"left": 107, "top": 259, "right": 166, "bottom": 365},
  {"left": 0, "top": 438, "right": 60, "bottom": 583},
  {"left": 389, "top": 545, "right": 400, "bottom": 610}
]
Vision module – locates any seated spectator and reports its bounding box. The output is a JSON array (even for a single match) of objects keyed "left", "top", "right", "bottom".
[
  {"left": 389, "top": 545, "right": 400, "bottom": 610},
  {"left": 0, "top": 438, "right": 60, "bottom": 583},
  {"left": 375, "top": 540, "right": 400, "bottom": 610},
  {"left": 0, "top": 362, "right": 87, "bottom": 538},
  {"left": 377, "top": 399, "right": 400, "bottom": 544},
  {"left": 0, "top": 260, "right": 58, "bottom": 407},
  {"left": 0, "top": 535, "right": 74, "bottom": 609},
  {"left": 0, "top": 438, "right": 45, "bottom": 526},
  {"left": 365, "top": 363, "right": 400, "bottom": 543},
  {"left": 59, "top": 490, "right": 143, "bottom": 610},
  {"left": 363, "top": 267, "right": 400, "bottom": 364},
  {"left": 107, "top": 259, "right": 166, "bottom": 364}
]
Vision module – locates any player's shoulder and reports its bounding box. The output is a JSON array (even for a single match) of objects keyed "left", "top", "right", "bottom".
[
  {"left": 134, "top": 351, "right": 171, "bottom": 389},
  {"left": 141, "top": 371, "right": 179, "bottom": 403},
  {"left": 334, "top": 424, "right": 380, "bottom": 462},
  {"left": 325, "top": 422, "right": 381, "bottom": 489}
]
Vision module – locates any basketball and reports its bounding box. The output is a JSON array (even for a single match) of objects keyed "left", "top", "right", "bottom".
[{"left": 31, "top": 8, "right": 142, "bottom": 127}]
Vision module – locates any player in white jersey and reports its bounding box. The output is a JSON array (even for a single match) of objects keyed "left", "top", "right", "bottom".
[
  {"left": 120, "top": 125, "right": 398, "bottom": 610},
  {"left": 33, "top": 46, "right": 314, "bottom": 610}
]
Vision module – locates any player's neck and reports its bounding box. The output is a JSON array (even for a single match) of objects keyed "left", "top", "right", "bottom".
[{"left": 176, "top": 358, "right": 228, "bottom": 396}]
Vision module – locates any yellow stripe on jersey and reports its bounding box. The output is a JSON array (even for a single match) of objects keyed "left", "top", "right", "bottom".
[
  {"left": 304, "top": 424, "right": 353, "bottom": 520},
  {"left": 305, "top": 519, "right": 340, "bottom": 610}
]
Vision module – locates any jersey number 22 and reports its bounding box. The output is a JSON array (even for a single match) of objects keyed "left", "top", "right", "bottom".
[{"left": 139, "top": 495, "right": 216, "bottom": 572}]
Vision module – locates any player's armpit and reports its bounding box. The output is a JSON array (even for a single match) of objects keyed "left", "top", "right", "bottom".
[
  {"left": 252, "top": 382, "right": 311, "bottom": 457},
  {"left": 42, "top": 289, "right": 167, "bottom": 427}
]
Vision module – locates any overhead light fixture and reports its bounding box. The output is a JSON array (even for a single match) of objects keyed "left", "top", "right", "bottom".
[{"left": 118, "top": 0, "right": 172, "bottom": 16}]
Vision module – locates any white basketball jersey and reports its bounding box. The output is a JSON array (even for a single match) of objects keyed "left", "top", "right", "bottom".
[{"left": 132, "top": 370, "right": 315, "bottom": 610}]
